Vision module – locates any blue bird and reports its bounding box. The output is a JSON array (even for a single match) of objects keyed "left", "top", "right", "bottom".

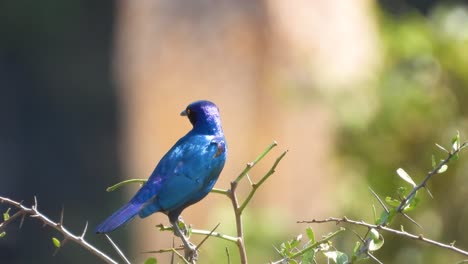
[{"left": 95, "top": 100, "right": 227, "bottom": 257}]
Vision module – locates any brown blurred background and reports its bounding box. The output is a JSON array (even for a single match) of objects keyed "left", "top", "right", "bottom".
[{"left": 1, "top": 0, "right": 468, "bottom": 263}]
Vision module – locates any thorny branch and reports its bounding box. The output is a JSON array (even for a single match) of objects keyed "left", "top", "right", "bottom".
[
  {"left": 0, "top": 196, "right": 118, "bottom": 264},
  {"left": 298, "top": 141, "right": 468, "bottom": 262},
  {"left": 298, "top": 217, "right": 468, "bottom": 257}
]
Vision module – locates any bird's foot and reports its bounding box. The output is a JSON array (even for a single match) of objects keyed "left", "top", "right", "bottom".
[{"left": 177, "top": 216, "right": 191, "bottom": 237}]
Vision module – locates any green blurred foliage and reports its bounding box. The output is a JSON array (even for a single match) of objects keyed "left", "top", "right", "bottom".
[{"left": 335, "top": 3, "right": 468, "bottom": 263}]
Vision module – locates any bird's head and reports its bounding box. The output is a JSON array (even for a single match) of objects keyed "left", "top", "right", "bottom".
[{"left": 181, "top": 100, "right": 223, "bottom": 135}]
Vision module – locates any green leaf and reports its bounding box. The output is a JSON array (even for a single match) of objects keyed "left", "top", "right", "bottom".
[
  {"left": 369, "top": 228, "right": 379, "bottom": 240},
  {"left": 0, "top": 231, "right": 6, "bottom": 238},
  {"left": 431, "top": 155, "right": 436, "bottom": 169},
  {"left": 368, "top": 229, "right": 384, "bottom": 251},
  {"left": 403, "top": 196, "right": 420, "bottom": 212},
  {"left": 353, "top": 241, "right": 361, "bottom": 254},
  {"left": 385, "top": 196, "right": 400, "bottom": 207},
  {"left": 437, "top": 164, "right": 448, "bottom": 174},
  {"left": 396, "top": 168, "right": 416, "bottom": 187},
  {"left": 290, "top": 234, "right": 302, "bottom": 248},
  {"left": 3, "top": 208, "right": 10, "bottom": 221},
  {"left": 452, "top": 131, "right": 460, "bottom": 151},
  {"left": 52, "top": 237, "right": 61, "bottom": 248},
  {"left": 301, "top": 249, "right": 315, "bottom": 264},
  {"left": 324, "top": 251, "right": 349, "bottom": 264},
  {"left": 144, "top": 257, "right": 158, "bottom": 264},
  {"left": 451, "top": 131, "right": 461, "bottom": 160},
  {"left": 306, "top": 227, "right": 316, "bottom": 244},
  {"left": 376, "top": 208, "right": 396, "bottom": 225},
  {"left": 396, "top": 186, "right": 407, "bottom": 197}
]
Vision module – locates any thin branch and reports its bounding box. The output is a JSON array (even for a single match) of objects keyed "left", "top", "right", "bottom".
[
  {"left": 233, "top": 141, "right": 278, "bottom": 184},
  {"left": 225, "top": 141, "right": 281, "bottom": 264},
  {"left": 105, "top": 234, "right": 131, "bottom": 264},
  {"left": 143, "top": 247, "right": 184, "bottom": 254},
  {"left": 157, "top": 224, "right": 238, "bottom": 243},
  {"left": 0, "top": 210, "right": 25, "bottom": 231},
  {"left": 106, "top": 179, "right": 229, "bottom": 196},
  {"left": 288, "top": 227, "right": 345, "bottom": 259},
  {"left": 299, "top": 217, "right": 468, "bottom": 257},
  {"left": 106, "top": 178, "right": 147, "bottom": 192},
  {"left": 395, "top": 142, "right": 468, "bottom": 217},
  {"left": 0, "top": 195, "right": 118, "bottom": 264},
  {"left": 228, "top": 180, "right": 248, "bottom": 264},
  {"left": 210, "top": 188, "right": 229, "bottom": 195},
  {"left": 196, "top": 222, "right": 220, "bottom": 250},
  {"left": 171, "top": 248, "right": 190, "bottom": 264},
  {"left": 239, "top": 150, "right": 288, "bottom": 212},
  {"left": 270, "top": 227, "right": 346, "bottom": 264},
  {"left": 225, "top": 247, "right": 231, "bottom": 264},
  {"left": 368, "top": 187, "right": 388, "bottom": 213}
]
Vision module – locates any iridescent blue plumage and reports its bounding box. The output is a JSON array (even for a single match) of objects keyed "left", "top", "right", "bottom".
[{"left": 95, "top": 100, "right": 227, "bottom": 234}]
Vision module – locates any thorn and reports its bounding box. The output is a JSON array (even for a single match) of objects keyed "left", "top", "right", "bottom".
[
  {"left": 81, "top": 221, "right": 88, "bottom": 239},
  {"left": 53, "top": 246, "right": 61, "bottom": 256},
  {"left": 424, "top": 185, "right": 434, "bottom": 199},
  {"left": 33, "top": 196, "right": 38, "bottom": 210},
  {"left": 369, "top": 187, "right": 389, "bottom": 213},
  {"left": 61, "top": 238, "right": 69, "bottom": 247},
  {"left": 367, "top": 252, "right": 383, "bottom": 264},
  {"left": 18, "top": 212, "right": 26, "bottom": 228},
  {"left": 402, "top": 213, "right": 422, "bottom": 229},
  {"left": 435, "top": 143, "right": 449, "bottom": 153},
  {"left": 246, "top": 174, "right": 253, "bottom": 186},
  {"left": 196, "top": 222, "right": 220, "bottom": 250},
  {"left": 59, "top": 206, "right": 65, "bottom": 226}
]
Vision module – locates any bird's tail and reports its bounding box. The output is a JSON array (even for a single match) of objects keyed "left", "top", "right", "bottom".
[{"left": 95, "top": 202, "right": 142, "bottom": 233}]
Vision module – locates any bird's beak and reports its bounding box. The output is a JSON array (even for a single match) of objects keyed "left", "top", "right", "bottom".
[{"left": 180, "top": 110, "right": 187, "bottom": 116}]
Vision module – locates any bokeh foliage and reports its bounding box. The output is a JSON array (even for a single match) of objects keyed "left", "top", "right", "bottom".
[{"left": 335, "top": 3, "right": 468, "bottom": 263}]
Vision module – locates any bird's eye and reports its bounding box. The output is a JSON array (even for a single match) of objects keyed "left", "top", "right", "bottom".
[{"left": 186, "top": 108, "right": 191, "bottom": 115}]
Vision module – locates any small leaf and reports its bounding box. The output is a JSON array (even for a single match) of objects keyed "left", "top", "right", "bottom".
[
  {"left": 431, "top": 155, "right": 436, "bottom": 169},
  {"left": 403, "top": 197, "right": 420, "bottom": 212},
  {"left": 368, "top": 229, "right": 384, "bottom": 251},
  {"left": 396, "top": 186, "right": 407, "bottom": 197},
  {"left": 385, "top": 196, "right": 400, "bottom": 207},
  {"left": 52, "top": 237, "right": 61, "bottom": 248},
  {"left": 376, "top": 208, "right": 396, "bottom": 225},
  {"left": 397, "top": 168, "right": 416, "bottom": 187},
  {"left": 306, "top": 227, "right": 315, "bottom": 244},
  {"left": 144, "top": 257, "right": 158, "bottom": 264},
  {"left": 290, "top": 234, "right": 302, "bottom": 248},
  {"left": 0, "top": 232, "right": 6, "bottom": 238},
  {"left": 452, "top": 131, "right": 460, "bottom": 151},
  {"left": 437, "top": 164, "right": 448, "bottom": 174},
  {"left": 3, "top": 208, "right": 10, "bottom": 221},
  {"left": 369, "top": 228, "right": 379, "bottom": 240},
  {"left": 324, "top": 251, "right": 349, "bottom": 264},
  {"left": 301, "top": 249, "right": 315, "bottom": 264},
  {"left": 353, "top": 241, "right": 361, "bottom": 254}
]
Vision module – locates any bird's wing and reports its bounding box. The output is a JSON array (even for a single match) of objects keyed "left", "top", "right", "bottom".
[{"left": 140, "top": 135, "right": 226, "bottom": 217}]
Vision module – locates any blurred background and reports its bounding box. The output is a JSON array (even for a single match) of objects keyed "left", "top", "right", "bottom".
[{"left": 1, "top": 0, "right": 468, "bottom": 263}]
